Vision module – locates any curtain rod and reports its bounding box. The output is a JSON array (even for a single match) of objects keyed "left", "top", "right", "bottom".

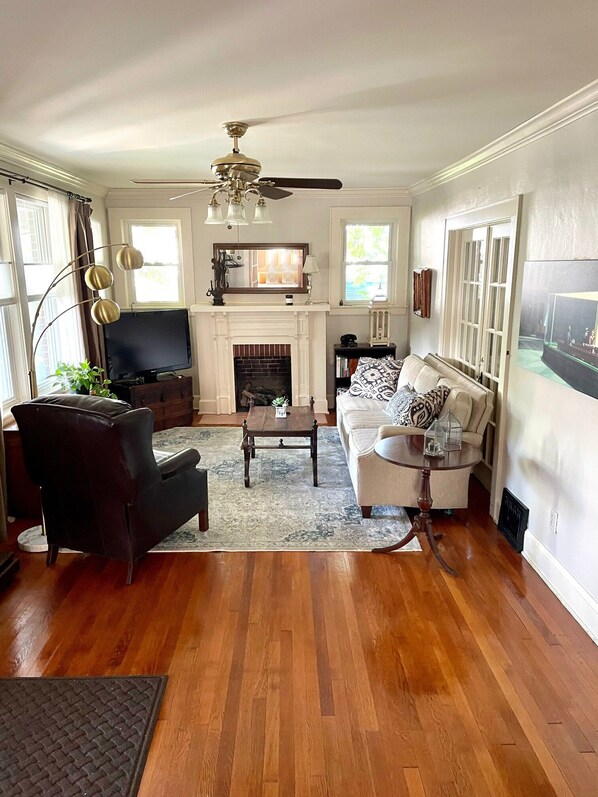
[{"left": 0, "top": 168, "right": 92, "bottom": 203}]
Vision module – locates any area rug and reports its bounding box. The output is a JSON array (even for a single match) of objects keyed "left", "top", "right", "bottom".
[
  {"left": 151, "top": 426, "right": 420, "bottom": 552},
  {"left": 0, "top": 675, "right": 167, "bottom": 797}
]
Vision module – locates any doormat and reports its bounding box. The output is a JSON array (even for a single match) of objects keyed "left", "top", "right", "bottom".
[{"left": 0, "top": 675, "right": 167, "bottom": 797}]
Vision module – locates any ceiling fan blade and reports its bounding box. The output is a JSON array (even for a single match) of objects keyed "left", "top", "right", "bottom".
[
  {"left": 130, "top": 179, "right": 219, "bottom": 186},
  {"left": 257, "top": 185, "right": 293, "bottom": 200},
  {"left": 169, "top": 187, "right": 213, "bottom": 201},
  {"left": 261, "top": 177, "right": 343, "bottom": 190}
]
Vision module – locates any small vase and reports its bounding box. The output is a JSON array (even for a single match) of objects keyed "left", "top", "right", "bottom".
[{"left": 275, "top": 406, "right": 287, "bottom": 418}]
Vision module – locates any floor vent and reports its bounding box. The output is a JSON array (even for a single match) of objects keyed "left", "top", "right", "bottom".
[{"left": 497, "top": 488, "right": 529, "bottom": 553}]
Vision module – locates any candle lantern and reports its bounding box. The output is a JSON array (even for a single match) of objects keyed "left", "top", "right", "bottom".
[
  {"left": 439, "top": 411, "right": 463, "bottom": 451},
  {"left": 424, "top": 420, "right": 446, "bottom": 458}
]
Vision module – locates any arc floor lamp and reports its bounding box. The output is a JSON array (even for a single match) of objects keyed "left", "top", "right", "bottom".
[{"left": 18, "top": 242, "right": 144, "bottom": 553}]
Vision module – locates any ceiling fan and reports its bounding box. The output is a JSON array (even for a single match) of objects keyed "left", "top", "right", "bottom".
[{"left": 130, "top": 122, "right": 343, "bottom": 224}]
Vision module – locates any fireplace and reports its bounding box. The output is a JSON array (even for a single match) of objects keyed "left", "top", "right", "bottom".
[
  {"left": 190, "top": 304, "right": 330, "bottom": 415},
  {"left": 233, "top": 344, "right": 292, "bottom": 410}
]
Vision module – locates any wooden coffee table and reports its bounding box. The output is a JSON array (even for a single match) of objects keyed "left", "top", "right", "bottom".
[
  {"left": 373, "top": 435, "right": 481, "bottom": 575},
  {"left": 241, "top": 397, "right": 318, "bottom": 488}
]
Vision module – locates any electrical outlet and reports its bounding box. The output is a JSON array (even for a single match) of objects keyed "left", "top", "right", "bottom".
[{"left": 550, "top": 508, "right": 559, "bottom": 534}]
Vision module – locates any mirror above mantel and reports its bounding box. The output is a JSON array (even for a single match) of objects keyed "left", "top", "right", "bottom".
[{"left": 213, "top": 243, "right": 308, "bottom": 294}]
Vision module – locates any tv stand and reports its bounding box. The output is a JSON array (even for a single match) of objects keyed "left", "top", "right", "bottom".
[{"left": 111, "top": 375, "right": 193, "bottom": 431}]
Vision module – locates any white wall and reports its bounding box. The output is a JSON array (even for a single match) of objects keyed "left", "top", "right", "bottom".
[
  {"left": 105, "top": 189, "right": 412, "bottom": 405},
  {"left": 410, "top": 111, "right": 598, "bottom": 637}
]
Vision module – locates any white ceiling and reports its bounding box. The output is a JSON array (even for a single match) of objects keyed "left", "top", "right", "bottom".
[{"left": 2, "top": 0, "right": 598, "bottom": 190}]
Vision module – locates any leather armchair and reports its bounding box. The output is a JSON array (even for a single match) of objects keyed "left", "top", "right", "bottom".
[{"left": 12, "top": 394, "right": 208, "bottom": 584}]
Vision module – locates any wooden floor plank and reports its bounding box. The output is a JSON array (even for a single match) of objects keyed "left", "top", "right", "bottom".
[{"left": 1, "top": 417, "right": 597, "bottom": 796}]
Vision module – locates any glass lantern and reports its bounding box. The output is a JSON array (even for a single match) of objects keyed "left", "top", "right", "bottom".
[
  {"left": 438, "top": 411, "right": 463, "bottom": 451},
  {"left": 424, "top": 419, "right": 446, "bottom": 458}
]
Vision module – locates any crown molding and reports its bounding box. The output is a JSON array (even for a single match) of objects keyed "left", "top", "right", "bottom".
[
  {"left": 0, "top": 141, "right": 107, "bottom": 198},
  {"left": 409, "top": 79, "right": 598, "bottom": 196}
]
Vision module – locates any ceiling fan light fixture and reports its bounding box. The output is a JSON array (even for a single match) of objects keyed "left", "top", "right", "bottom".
[
  {"left": 225, "top": 196, "right": 248, "bottom": 226},
  {"left": 252, "top": 196, "right": 272, "bottom": 224},
  {"left": 205, "top": 196, "right": 225, "bottom": 224}
]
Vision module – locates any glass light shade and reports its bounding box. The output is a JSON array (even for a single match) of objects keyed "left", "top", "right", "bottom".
[
  {"left": 116, "top": 245, "right": 144, "bottom": 271},
  {"left": 90, "top": 298, "right": 120, "bottom": 325},
  {"left": 252, "top": 197, "right": 272, "bottom": 224},
  {"left": 225, "top": 199, "right": 248, "bottom": 226},
  {"left": 424, "top": 419, "right": 446, "bottom": 458},
  {"left": 205, "top": 197, "right": 225, "bottom": 224},
  {"left": 84, "top": 265, "right": 113, "bottom": 291},
  {"left": 302, "top": 255, "right": 319, "bottom": 275}
]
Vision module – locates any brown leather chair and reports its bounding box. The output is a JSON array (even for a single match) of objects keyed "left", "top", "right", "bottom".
[{"left": 12, "top": 394, "right": 208, "bottom": 584}]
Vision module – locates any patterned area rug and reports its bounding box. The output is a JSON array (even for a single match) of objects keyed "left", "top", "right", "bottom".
[{"left": 151, "top": 426, "right": 421, "bottom": 552}]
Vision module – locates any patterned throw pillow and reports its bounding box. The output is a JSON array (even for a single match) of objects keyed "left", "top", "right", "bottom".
[
  {"left": 395, "top": 384, "right": 451, "bottom": 428},
  {"left": 348, "top": 357, "right": 403, "bottom": 401},
  {"left": 385, "top": 384, "right": 417, "bottom": 424}
]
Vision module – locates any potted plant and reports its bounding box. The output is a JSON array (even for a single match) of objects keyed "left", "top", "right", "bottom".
[
  {"left": 272, "top": 395, "right": 289, "bottom": 418},
  {"left": 53, "top": 360, "right": 116, "bottom": 398}
]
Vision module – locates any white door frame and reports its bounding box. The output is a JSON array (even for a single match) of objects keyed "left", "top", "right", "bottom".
[{"left": 440, "top": 196, "right": 522, "bottom": 521}]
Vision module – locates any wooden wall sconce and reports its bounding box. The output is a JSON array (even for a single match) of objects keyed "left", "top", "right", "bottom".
[{"left": 413, "top": 268, "right": 431, "bottom": 318}]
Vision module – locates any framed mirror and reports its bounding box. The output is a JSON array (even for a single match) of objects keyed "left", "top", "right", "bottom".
[{"left": 212, "top": 243, "right": 309, "bottom": 294}]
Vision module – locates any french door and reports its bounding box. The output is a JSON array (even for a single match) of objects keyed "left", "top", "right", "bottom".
[{"left": 442, "top": 198, "right": 521, "bottom": 520}]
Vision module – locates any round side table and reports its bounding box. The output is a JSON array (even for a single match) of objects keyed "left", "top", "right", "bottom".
[{"left": 373, "top": 435, "right": 481, "bottom": 575}]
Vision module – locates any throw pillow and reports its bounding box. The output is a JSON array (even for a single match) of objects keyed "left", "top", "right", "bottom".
[
  {"left": 348, "top": 357, "right": 403, "bottom": 401},
  {"left": 395, "top": 384, "right": 451, "bottom": 428},
  {"left": 385, "top": 384, "right": 417, "bottom": 424}
]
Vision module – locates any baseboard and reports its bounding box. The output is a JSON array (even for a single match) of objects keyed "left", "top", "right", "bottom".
[{"left": 523, "top": 533, "right": 598, "bottom": 644}]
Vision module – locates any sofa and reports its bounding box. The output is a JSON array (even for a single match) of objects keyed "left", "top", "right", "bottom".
[{"left": 336, "top": 353, "right": 494, "bottom": 515}]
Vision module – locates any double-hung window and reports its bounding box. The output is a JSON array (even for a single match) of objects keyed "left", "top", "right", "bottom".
[
  {"left": 329, "top": 206, "right": 411, "bottom": 309},
  {"left": 108, "top": 208, "right": 193, "bottom": 309},
  {"left": 343, "top": 222, "right": 393, "bottom": 303},
  {"left": 0, "top": 182, "right": 85, "bottom": 422}
]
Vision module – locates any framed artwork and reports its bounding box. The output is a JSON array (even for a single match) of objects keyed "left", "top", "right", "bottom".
[
  {"left": 413, "top": 268, "right": 431, "bottom": 318},
  {"left": 517, "top": 259, "right": 598, "bottom": 400}
]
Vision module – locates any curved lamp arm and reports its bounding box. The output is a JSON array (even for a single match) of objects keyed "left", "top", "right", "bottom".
[{"left": 27, "top": 242, "right": 143, "bottom": 399}]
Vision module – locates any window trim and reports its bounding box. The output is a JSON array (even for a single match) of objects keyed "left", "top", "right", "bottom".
[
  {"left": 107, "top": 207, "right": 194, "bottom": 309},
  {"left": 329, "top": 206, "right": 411, "bottom": 311}
]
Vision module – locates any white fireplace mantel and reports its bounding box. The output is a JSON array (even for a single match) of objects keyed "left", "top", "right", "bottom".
[{"left": 190, "top": 303, "right": 330, "bottom": 414}]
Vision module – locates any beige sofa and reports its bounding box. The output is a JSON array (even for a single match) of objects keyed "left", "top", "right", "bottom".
[{"left": 336, "top": 353, "right": 494, "bottom": 515}]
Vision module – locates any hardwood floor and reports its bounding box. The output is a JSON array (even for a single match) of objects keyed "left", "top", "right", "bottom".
[{"left": 1, "top": 415, "right": 597, "bottom": 796}]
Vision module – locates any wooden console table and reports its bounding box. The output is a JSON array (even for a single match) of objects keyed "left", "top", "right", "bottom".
[
  {"left": 111, "top": 376, "right": 193, "bottom": 431},
  {"left": 373, "top": 435, "right": 481, "bottom": 575}
]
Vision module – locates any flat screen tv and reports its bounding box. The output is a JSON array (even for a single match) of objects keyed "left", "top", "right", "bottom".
[{"left": 103, "top": 309, "right": 191, "bottom": 382}]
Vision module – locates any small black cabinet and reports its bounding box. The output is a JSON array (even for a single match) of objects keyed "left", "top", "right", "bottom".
[{"left": 334, "top": 342, "right": 397, "bottom": 407}]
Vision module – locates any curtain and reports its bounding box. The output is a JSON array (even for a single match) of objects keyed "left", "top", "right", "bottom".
[
  {"left": 48, "top": 191, "right": 85, "bottom": 367},
  {"left": 69, "top": 199, "right": 104, "bottom": 368}
]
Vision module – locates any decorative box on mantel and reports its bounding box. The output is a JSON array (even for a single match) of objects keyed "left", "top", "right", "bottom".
[{"left": 190, "top": 303, "right": 330, "bottom": 415}]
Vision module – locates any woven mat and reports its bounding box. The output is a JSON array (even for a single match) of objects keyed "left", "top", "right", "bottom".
[{"left": 0, "top": 675, "right": 166, "bottom": 797}]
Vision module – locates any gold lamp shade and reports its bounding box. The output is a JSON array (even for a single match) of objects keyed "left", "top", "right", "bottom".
[
  {"left": 116, "top": 245, "right": 144, "bottom": 271},
  {"left": 90, "top": 298, "right": 121, "bottom": 325},
  {"left": 84, "top": 265, "right": 114, "bottom": 291}
]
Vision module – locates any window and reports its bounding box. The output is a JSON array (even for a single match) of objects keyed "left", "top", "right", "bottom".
[
  {"left": 124, "top": 221, "right": 182, "bottom": 304},
  {"left": 108, "top": 208, "right": 193, "bottom": 309},
  {"left": 343, "top": 223, "right": 392, "bottom": 302},
  {"left": 0, "top": 182, "right": 85, "bottom": 421},
  {"left": 329, "top": 206, "right": 411, "bottom": 309}
]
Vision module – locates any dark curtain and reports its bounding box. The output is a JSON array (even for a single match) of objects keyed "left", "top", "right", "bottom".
[{"left": 69, "top": 199, "right": 105, "bottom": 368}]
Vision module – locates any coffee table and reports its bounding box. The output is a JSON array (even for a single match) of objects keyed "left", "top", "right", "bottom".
[
  {"left": 241, "top": 397, "right": 318, "bottom": 488},
  {"left": 372, "top": 435, "right": 481, "bottom": 575}
]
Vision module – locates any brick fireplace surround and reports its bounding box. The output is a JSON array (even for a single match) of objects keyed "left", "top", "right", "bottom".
[{"left": 190, "top": 304, "right": 330, "bottom": 414}]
